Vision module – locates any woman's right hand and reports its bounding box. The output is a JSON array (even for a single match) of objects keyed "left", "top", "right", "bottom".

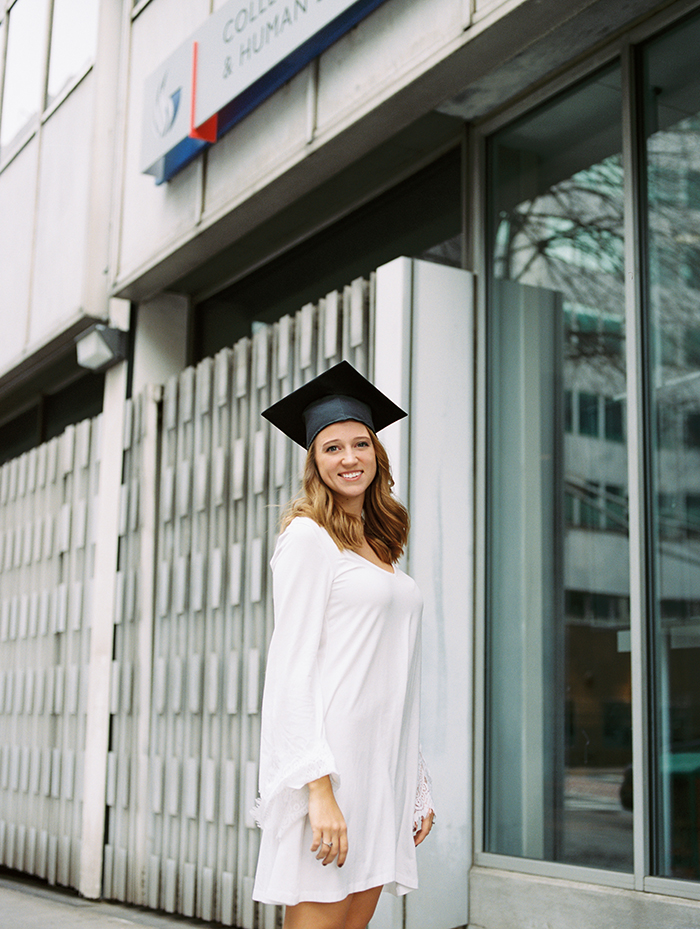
[{"left": 307, "top": 775, "right": 348, "bottom": 867}]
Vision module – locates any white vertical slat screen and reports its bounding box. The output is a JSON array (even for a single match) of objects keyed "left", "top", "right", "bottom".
[
  {"left": 0, "top": 419, "right": 99, "bottom": 890},
  {"left": 0, "top": 276, "right": 372, "bottom": 921}
]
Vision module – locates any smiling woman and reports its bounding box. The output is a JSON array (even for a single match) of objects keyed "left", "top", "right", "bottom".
[{"left": 252, "top": 361, "right": 434, "bottom": 928}]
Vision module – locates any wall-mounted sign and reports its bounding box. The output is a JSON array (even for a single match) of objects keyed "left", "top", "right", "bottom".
[{"left": 141, "top": 0, "right": 387, "bottom": 184}]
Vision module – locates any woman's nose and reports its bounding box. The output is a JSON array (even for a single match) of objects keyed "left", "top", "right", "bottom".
[{"left": 341, "top": 446, "right": 357, "bottom": 464}]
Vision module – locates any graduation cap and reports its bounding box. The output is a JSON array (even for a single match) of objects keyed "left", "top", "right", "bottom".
[{"left": 262, "top": 360, "right": 407, "bottom": 449}]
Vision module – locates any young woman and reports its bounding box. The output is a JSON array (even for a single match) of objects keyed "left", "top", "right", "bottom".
[{"left": 253, "top": 361, "right": 434, "bottom": 929}]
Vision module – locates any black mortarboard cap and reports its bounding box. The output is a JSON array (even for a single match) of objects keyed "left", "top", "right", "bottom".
[{"left": 261, "top": 360, "right": 407, "bottom": 448}]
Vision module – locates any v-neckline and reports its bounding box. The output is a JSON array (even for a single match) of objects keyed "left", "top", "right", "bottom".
[{"left": 347, "top": 550, "right": 395, "bottom": 575}]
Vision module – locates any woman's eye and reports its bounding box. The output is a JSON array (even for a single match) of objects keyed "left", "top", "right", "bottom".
[{"left": 357, "top": 441, "right": 369, "bottom": 448}]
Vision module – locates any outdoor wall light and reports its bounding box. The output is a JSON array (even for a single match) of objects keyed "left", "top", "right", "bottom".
[{"left": 75, "top": 324, "right": 129, "bottom": 372}]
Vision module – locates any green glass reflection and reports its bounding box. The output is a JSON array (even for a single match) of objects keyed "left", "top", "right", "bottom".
[
  {"left": 644, "top": 11, "right": 700, "bottom": 881},
  {"left": 487, "top": 65, "right": 633, "bottom": 870}
]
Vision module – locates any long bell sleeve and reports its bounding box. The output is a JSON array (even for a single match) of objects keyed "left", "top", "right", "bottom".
[{"left": 253, "top": 518, "right": 341, "bottom": 839}]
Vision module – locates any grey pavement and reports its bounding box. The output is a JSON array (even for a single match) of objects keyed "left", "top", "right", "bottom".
[{"left": 0, "top": 871, "right": 206, "bottom": 928}]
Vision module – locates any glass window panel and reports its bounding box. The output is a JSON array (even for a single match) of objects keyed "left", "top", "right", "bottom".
[
  {"left": 486, "top": 64, "right": 632, "bottom": 870},
  {"left": 0, "top": 0, "right": 50, "bottom": 151},
  {"left": 644, "top": 9, "right": 700, "bottom": 881},
  {"left": 46, "top": 0, "right": 99, "bottom": 106},
  {"left": 579, "top": 392, "right": 600, "bottom": 437}
]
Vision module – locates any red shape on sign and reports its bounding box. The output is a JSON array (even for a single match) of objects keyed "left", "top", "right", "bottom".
[{"left": 189, "top": 41, "right": 218, "bottom": 143}]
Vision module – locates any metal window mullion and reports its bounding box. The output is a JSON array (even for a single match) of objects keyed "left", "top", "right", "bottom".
[
  {"left": 470, "top": 123, "right": 488, "bottom": 863},
  {"left": 621, "top": 39, "right": 652, "bottom": 892}
]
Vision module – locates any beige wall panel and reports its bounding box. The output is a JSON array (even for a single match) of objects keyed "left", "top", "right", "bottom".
[
  {"left": 29, "top": 80, "right": 95, "bottom": 341},
  {"left": 0, "top": 140, "right": 39, "bottom": 369},
  {"left": 118, "top": 0, "right": 210, "bottom": 281},
  {"left": 204, "top": 68, "right": 309, "bottom": 218},
  {"left": 315, "top": 0, "right": 463, "bottom": 137}
]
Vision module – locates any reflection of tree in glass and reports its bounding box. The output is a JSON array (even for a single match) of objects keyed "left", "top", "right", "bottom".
[{"left": 494, "top": 153, "right": 626, "bottom": 394}]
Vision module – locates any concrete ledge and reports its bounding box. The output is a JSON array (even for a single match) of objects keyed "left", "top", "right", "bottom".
[{"left": 469, "top": 866, "right": 700, "bottom": 929}]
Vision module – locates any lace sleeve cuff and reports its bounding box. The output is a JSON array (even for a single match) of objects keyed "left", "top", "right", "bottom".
[{"left": 412, "top": 748, "right": 435, "bottom": 834}]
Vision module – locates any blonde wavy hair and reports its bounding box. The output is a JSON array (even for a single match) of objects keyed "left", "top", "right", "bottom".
[{"left": 281, "top": 429, "right": 409, "bottom": 564}]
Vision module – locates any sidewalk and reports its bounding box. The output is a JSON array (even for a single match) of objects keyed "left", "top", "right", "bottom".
[{"left": 0, "top": 870, "right": 205, "bottom": 929}]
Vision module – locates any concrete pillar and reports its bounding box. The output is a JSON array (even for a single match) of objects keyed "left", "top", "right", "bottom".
[
  {"left": 131, "top": 294, "right": 189, "bottom": 396},
  {"left": 79, "top": 304, "right": 129, "bottom": 899}
]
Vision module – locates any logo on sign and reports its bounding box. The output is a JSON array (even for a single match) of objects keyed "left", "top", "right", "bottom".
[{"left": 153, "top": 73, "right": 182, "bottom": 138}]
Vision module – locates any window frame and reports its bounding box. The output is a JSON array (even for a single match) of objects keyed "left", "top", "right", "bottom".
[
  {"left": 471, "top": 0, "right": 700, "bottom": 901},
  {"left": 0, "top": 0, "right": 98, "bottom": 171}
]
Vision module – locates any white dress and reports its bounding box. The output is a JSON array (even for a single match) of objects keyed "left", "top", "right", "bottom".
[{"left": 252, "top": 517, "right": 432, "bottom": 906}]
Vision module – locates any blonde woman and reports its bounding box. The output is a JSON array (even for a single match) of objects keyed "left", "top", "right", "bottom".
[{"left": 253, "top": 362, "right": 434, "bottom": 929}]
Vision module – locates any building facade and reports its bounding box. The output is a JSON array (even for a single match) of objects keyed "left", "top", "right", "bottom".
[{"left": 1, "top": 0, "right": 700, "bottom": 927}]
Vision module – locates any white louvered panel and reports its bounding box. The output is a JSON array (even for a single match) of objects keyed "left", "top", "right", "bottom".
[
  {"left": 161, "top": 467, "right": 174, "bottom": 522},
  {"left": 215, "top": 348, "right": 231, "bottom": 405},
  {"left": 70, "top": 582, "right": 83, "bottom": 631},
  {"left": 164, "top": 858, "right": 177, "bottom": 912},
  {"left": 188, "top": 655, "right": 202, "bottom": 714},
  {"left": 25, "top": 670, "right": 34, "bottom": 715},
  {"left": 22, "top": 520, "right": 33, "bottom": 565},
  {"left": 230, "top": 544, "right": 242, "bottom": 605},
  {"left": 41, "top": 749, "right": 51, "bottom": 797},
  {"left": 191, "top": 552, "right": 205, "bottom": 612},
  {"left": 232, "top": 438, "right": 245, "bottom": 500},
  {"left": 183, "top": 861, "right": 196, "bottom": 917},
  {"left": 202, "top": 758, "right": 217, "bottom": 823},
  {"left": 151, "top": 757, "right": 164, "bottom": 813},
  {"left": 195, "top": 454, "right": 209, "bottom": 511},
  {"left": 174, "top": 555, "right": 188, "bottom": 614},
  {"left": 53, "top": 666, "right": 64, "bottom": 714},
  {"left": 166, "top": 758, "right": 180, "bottom": 816},
  {"left": 58, "top": 503, "right": 72, "bottom": 553},
  {"left": 8, "top": 595, "right": 18, "bottom": 640},
  {"left": 210, "top": 549, "right": 223, "bottom": 609},
  {"left": 250, "top": 538, "right": 263, "bottom": 603},
  {"left": 19, "top": 747, "right": 30, "bottom": 793},
  {"left": 253, "top": 431, "right": 266, "bottom": 494},
  {"left": 221, "top": 870, "right": 235, "bottom": 926},
  {"left": 181, "top": 367, "right": 195, "bottom": 423},
  {"left": 247, "top": 651, "right": 260, "bottom": 715},
  {"left": 73, "top": 500, "right": 87, "bottom": 549},
  {"left": 158, "top": 561, "right": 171, "bottom": 616},
  {"left": 213, "top": 448, "right": 226, "bottom": 507},
  {"left": 170, "top": 658, "right": 183, "bottom": 714},
  {"left": 14, "top": 669, "right": 24, "bottom": 714},
  {"left": 226, "top": 652, "right": 239, "bottom": 714},
  {"left": 39, "top": 589, "right": 50, "bottom": 637},
  {"left": 18, "top": 594, "right": 28, "bottom": 638},
  {"left": 223, "top": 761, "right": 237, "bottom": 826},
  {"left": 206, "top": 653, "right": 219, "bottom": 715},
  {"left": 130, "top": 477, "right": 140, "bottom": 532},
  {"left": 300, "top": 302, "right": 314, "bottom": 369},
  {"left": 106, "top": 752, "right": 117, "bottom": 807},
  {"left": 154, "top": 658, "right": 167, "bottom": 714},
  {"left": 201, "top": 866, "right": 214, "bottom": 922},
  {"left": 324, "top": 290, "right": 340, "bottom": 358},
  {"left": 54, "top": 583, "right": 68, "bottom": 634},
  {"left": 50, "top": 748, "right": 61, "bottom": 798},
  {"left": 148, "top": 855, "right": 160, "bottom": 910},
  {"left": 28, "top": 592, "right": 38, "bottom": 638},
  {"left": 178, "top": 461, "right": 192, "bottom": 516},
  {"left": 350, "top": 276, "right": 366, "bottom": 347}
]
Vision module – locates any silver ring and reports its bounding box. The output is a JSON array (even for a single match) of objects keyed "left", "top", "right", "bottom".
[{"left": 323, "top": 840, "right": 332, "bottom": 846}]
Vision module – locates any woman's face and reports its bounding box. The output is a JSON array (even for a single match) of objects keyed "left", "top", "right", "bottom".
[{"left": 313, "top": 420, "right": 377, "bottom": 513}]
